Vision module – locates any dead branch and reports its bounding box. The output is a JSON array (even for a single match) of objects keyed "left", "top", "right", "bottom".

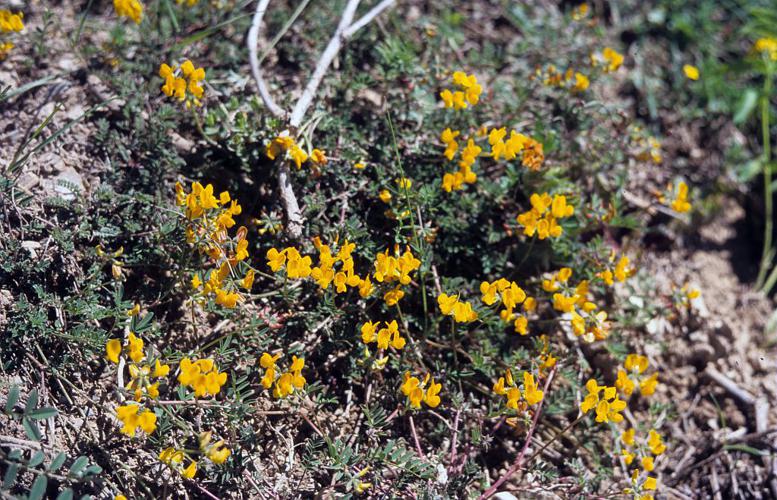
[{"left": 248, "top": 0, "right": 397, "bottom": 238}]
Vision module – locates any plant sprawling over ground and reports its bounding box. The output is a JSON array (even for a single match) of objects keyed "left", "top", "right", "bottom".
[{"left": 2, "top": 0, "right": 777, "bottom": 498}]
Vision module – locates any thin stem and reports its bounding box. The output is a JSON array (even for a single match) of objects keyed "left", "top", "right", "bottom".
[
  {"left": 408, "top": 414, "right": 425, "bottom": 458},
  {"left": 757, "top": 63, "right": 774, "bottom": 290},
  {"left": 479, "top": 367, "right": 557, "bottom": 500}
]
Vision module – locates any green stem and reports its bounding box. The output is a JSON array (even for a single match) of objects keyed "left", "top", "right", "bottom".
[{"left": 757, "top": 64, "right": 774, "bottom": 290}]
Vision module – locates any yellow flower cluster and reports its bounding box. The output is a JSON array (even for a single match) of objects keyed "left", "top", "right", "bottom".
[
  {"left": 106, "top": 332, "right": 145, "bottom": 364},
  {"left": 0, "top": 10, "right": 23, "bottom": 32},
  {"left": 199, "top": 431, "right": 231, "bottom": 464},
  {"left": 480, "top": 278, "right": 535, "bottom": 334},
  {"left": 599, "top": 253, "right": 634, "bottom": 286},
  {"left": 361, "top": 320, "right": 406, "bottom": 350},
  {"left": 667, "top": 181, "right": 691, "bottom": 213},
  {"left": 623, "top": 429, "right": 666, "bottom": 500},
  {"left": 0, "top": 11, "right": 23, "bottom": 63},
  {"left": 400, "top": 372, "right": 441, "bottom": 409},
  {"left": 114, "top": 0, "right": 143, "bottom": 24},
  {"left": 488, "top": 127, "right": 545, "bottom": 171},
  {"left": 266, "top": 134, "right": 327, "bottom": 170},
  {"left": 160, "top": 447, "right": 198, "bottom": 479},
  {"left": 537, "top": 65, "right": 590, "bottom": 93},
  {"left": 616, "top": 354, "right": 658, "bottom": 397},
  {"left": 630, "top": 126, "right": 663, "bottom": 164},
  {"left": 537, "top": 335, "right": 558, "bottom": 374},
  {"left": 516, "top": 193, "right": 574, "bottom": 239},
  {"left": 178, "top": 358, "right": 228, "bottom": 398},
  {"left": 571, "top": 3, "right": 589, "bottom": 21},
  {"left": 160, "top": 60, "right": 206, "bottom": 108},
  {"left": 591, "top": 47, "right": 624, "bottom": 73},
  {"left": 267, "top": 238, "right": 379, "bottom": 298},
  {"left": 116, "top": 404, "right": 157, "bottom": 437},
  {"left": 683, "top": 64, "right": 700, "bottom": 81},
  {"left": 440, "top": 128, "right": 478, "bottom": 192},
  {"left": 754, "top": 37, "right": 777, "bottom": 61},
  {"left": 545, "top": 268, "right": 609, "bottom": 342},
  {"left": 259, "top": 352, "right": 306, "bottom": 399},
  {"left": 159, "top": 432, "right": 230, "bottom": 479},
  {"left": 580, "top": 379, "right": 627, "bottom": 423},
  {"left": 493, "top": 369, "right": 544, "bottom": 409},
  {"left": 373, "top": 246, "right": 421, "bottom": 305},
  {"left": 675, "top": 283, "right": 701, "bottom": 308},
  {"left": 440, "top": 71, "right": 483, "bottom": 109},
  {"left": 175, "top": 182, "right": 252, "bottom": 309},
  {"left": 437, "top": 293, "right": 477, "bottom": 323},
  {"left": 621, "top": 428, "right": 666, "bottom": 471}
]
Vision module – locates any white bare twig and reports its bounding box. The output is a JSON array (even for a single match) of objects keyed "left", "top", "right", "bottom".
[
  {"left": 248, "top": 0, "right": 286, "bottom": 118},
  {"left": 247, "top": 0, "right": 398, "bottom": 238},
  {"left": 288, "top": 0, "right": 361, "bottom": 128},
  {"left": 343, "top": 0, "right": 395, "bottom": 38}
]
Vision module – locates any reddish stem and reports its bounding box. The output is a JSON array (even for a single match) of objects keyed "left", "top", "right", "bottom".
[{"left": 478, "top": 366, "right": 557, "bottom": 499}]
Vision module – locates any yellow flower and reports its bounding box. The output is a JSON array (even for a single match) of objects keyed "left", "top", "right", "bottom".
[
  {"left": 516, "top": 193, "right": 573, "bottom": 239},
  {"left": 159, "top": 60, "right": 205, "bottom": 107},
  {"left": 401, "top": 372, "right": 440, "bottom": 409},
  {"left": 648, "top": 429, "right": 666, "bottom": 455},
  {"left": 354, "top": 162, "right": 366, "bottom": 170},
  {"left": 113, "top": 0, "right": 143, "bottom": 24},
  {"left": 266, "top": 247, "right": 287, "bottom": 272},
  {"left": 240, "top": 269, "right": 255, "bottom": 290},
  {"left": 424, "top": 378, "right": 441, "bottom": 408},
  {"left": 625, "top": 354, "right": 648, "bottom": 374},
  {"left": 754, "top": 37, "right": 777, "bottom": 61},
  {"left": 153, "top": 360, "right": 170, "bottom": 378},
  {"left": 513, "top": 315, "right": 528, "bottom": 335},
  {"left": 396, "top": 177, "right": 413, "bottom": 190},
  {"left": 581, "top": 379, "right": 626, "bottom": 423},
  {"left": 641, "top": 456, "right": 654, "bottom": 472},
  {"left": 572, "top": 3, "right": 588, "bottom": 21},
  {"left": 106, "top": 339, "right": 122, "bottom": 364},
  {"left": 523, "top": 372, "right": 543, "bottom": 405},
  {"left": 127, "top": 332, "right": 145, "bottom": 363},
  {"left": 622, "top": 428, "right": 636, "bottom": 446},
  {"left": 591, "top": 47, "right": 624, "bottom": 72},
  {"left": 177, "top": 358, "right": 228, "bottom": 398},
  {"left": 182, "top": 461, "right": 197, "bottom": 479},
  {"left": 200, "top": 432, "right": 232, "bottom": 464},
  {"left": 379, "top": 189, "right": 392, "bottom": 203},
  {"left": 643, "top": 476, "right": 657, "bottom": 490},
  {"left": 361, "top": 321, "right": 378, "bottom": 344},
  {"left": 571, "top": 72, "right": 590, "bottom": 92},
  {"left": 310, "top": 149, "right": 327, "bottom": 166},
  {"left": 616, "top": 369, "right": 635, "bottom": 396},
  {"left": 383, "top": 287, "right": 405, "bottom": 306},
  {"left": 116, "top": 404, "right": 156, "bottom": 437},
  {"left": 683, "top": 64, "right": 699, "bottom": 80},
  {"left": 669, "top": 181, "right": 691, "bottom": 213}
]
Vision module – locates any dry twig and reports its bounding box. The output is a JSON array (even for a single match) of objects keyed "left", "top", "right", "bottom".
[{"left": 247, "top": 0, "right": 397, "bottom": 238}]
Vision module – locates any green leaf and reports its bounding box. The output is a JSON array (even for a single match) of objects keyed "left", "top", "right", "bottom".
[
  {"left": 734, "top": 88, "right": 759, "bottom": 125},
  {"left": 23, "top": 417, "right": 42, "bottom": 442},
  {"left": 28, "top": 451, "right": 46, "bottom": 468},
  {"left": 56, "top": 489, "right": 74, "bottom": 500},
  {"left": 28, "top": 407, "right": 58, "bottom": 420},
  {"left": 69, "top": 456, "right": 88, "bottom": 477},
  {"left": 5, "top": 385, "right": 20, "bottom": 413},
  {"left": 736, "top": 158, "right": 764, "bottom": 183},
  {"left": 84, "top": 464, "right": 103, "bottom": 476},
  {"left": 2, "top": 463, "right": 19, "bottom": 489},
  {"left": 48, "top": 452, "right": 67, "bottom": 472},
  {"left": 28, "top": 475, "right": 47, "bottom": 500},
  {"left": 25, "top": 389, "right": 39, "bottom": 415}
]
